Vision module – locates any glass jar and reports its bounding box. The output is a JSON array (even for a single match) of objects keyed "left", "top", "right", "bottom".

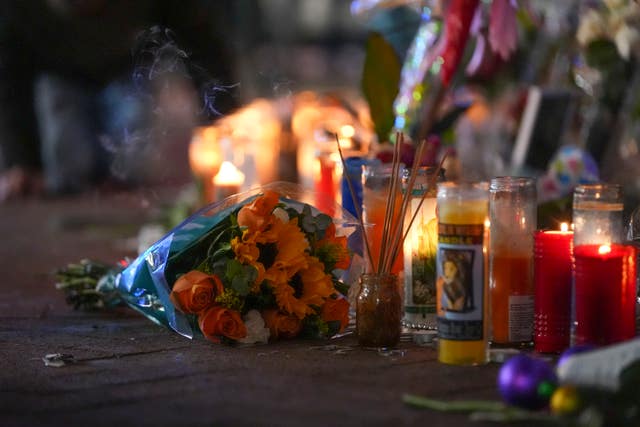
[
  {"left": 489, "top": 177, "right": 537, "bottom": 346},
  {"left": 362, "top": 161, "right": 405, "bottom": 274},
  {"left": 402, "top": 166, "right": 444, "bottom": 330},
  {"left": 572, "top": 183, "right": 634, "bottom": 346},
  {"left": 436, "top": 181, "right": 489, "bottom": 365},
  {"left": 356, "top": 273, "right": 402, "bottom": 348},
  {"left": 573, "top": 184, "right": 624, "bottom": 246}
]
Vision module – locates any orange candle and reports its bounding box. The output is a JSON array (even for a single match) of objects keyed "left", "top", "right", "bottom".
[
  {"left": 490, "top": 254, "right": 534, "bottom": 344},
  {"left": 363, "top": 185, "right": 403, "bottom": 273},
  {"left": 488, "top": 177, "right": 536, "bottom": 346},
  {"left": 362, "top": 163, "right": 403, "bottom": 274}
]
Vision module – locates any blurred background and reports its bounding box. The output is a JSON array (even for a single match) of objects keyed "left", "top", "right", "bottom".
[{"left": 2, "top": 0, "right": 640, "bottom": 224}]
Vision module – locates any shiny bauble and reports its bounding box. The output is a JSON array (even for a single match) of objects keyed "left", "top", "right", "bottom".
[{"left": 497, "top": 354, "right": 557, "bottom": 410}]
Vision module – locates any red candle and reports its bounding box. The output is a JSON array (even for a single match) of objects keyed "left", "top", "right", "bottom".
[
  {"left": 314, "top": 153, "right": 336, "bottom": 216},
  {"left": 573, "top": 243, "right": 637, "bottom": 347},
  {"left": 534, "top": 228, "right": 573, "bottom": 353}
]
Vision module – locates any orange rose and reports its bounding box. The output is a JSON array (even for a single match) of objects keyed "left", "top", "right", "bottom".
[
  {"left": 262, "top": 309, "right": 303, "bottom": 340},
  {"left": 321, "top": 296, "right": 350, "bottom": 333},
  {"left": 237, "top": 190, "right": 280, "bottom": 230},
  {"left": 169, "top": 270, "right": 224, "bottom": 314},
  {"left": 198, "top": 306, "right": 247, "bottom": 343}
]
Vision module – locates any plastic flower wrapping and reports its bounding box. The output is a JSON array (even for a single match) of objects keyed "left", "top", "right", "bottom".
[{"left": 56, "top": 182, "right": 360, "bottom": 345}]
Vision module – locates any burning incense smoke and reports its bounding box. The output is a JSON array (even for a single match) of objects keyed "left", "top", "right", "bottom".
[{"left": 101, "top": 25, "right": 237, "bottom": 183}]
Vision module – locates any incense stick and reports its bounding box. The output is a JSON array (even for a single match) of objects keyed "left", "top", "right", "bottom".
[
  {"left": 378, "top": 133, "right": 403, "bottom": 273},
  {"left": 383, "top": 139, "right": 427, "bottom": 273}
]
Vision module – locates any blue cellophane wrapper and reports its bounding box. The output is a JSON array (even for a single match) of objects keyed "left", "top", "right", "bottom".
[{"left": 115, "top": 182, "right": 362, "bottom": 339}]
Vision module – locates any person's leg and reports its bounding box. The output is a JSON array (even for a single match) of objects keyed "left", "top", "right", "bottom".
[{"left": 34, "top": 74, "right": 104, "bottom": 194}]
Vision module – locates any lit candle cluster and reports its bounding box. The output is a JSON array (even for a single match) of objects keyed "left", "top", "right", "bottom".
[{"left": 532, "top": 184, "right": 637, "bottom": 354}]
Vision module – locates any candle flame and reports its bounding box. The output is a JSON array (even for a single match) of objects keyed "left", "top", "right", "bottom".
[
  {"left": 598, "top": 244, "right": 612, "bottom": 255},
  {"left": 340, "top": 124, "right": 355, "bottom": 138},
  {"left": 560, "top": 222, "right": 569, "bottom": 232},
  {"left": 214, "top": 161, "right": 245, "bottom": 186}
]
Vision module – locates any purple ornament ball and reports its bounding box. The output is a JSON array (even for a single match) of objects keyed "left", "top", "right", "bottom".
[{"left": 498, "top": 354, "right": 557, "bottom": 410}]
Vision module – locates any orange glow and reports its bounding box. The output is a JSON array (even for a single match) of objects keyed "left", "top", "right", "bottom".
[
  {"left": 189, "top": 126, "right": 222, "bottom": 177},
  {"left": 598, "top": 244, "right": 612, "bottom": 255},
  {"left": 560, "top": 222, "right": 569, "bottom": 232},
  {"left": 340, "top": 124, "right": 355, "bottom": 138},
  {"left": 214, "top": 161, "right": 245, "bottom": 186}
]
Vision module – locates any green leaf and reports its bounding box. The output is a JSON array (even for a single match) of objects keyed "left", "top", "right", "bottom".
[
  {"left": 402, "top": 394, "right": 507, "bottom": 412},
  {"left": 211, "top": 242, "right": 232, "bottom": 261},
  {"left": 315, "top": 214, "right": 332, "bottom": 235},
  {"left": 226, "top": 260, "right": 257, "bottom": 296},
  {"left": 362, "top": 32, "right": 401, "bottom": 144}
]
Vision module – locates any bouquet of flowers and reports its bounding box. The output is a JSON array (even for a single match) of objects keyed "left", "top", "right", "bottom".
[{"left": 56, "top": 182, "right": 357, "bottom": 345}]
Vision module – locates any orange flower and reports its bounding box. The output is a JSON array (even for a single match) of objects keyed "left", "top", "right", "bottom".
[
  {"left": 299, "top": 257, "right": 335, "bottom": 307},
  {"left": 262, "top": 309, "right": 303, "bottom": 340},
  {"left": 237, "top": 190, "right": 280, "bottom": 231},
  {"left": 263, "top": 218, "right": 315, "bottom": 318},
  {"left": 231, "top": 235, "right": 260, "bottom": 264},
  {"left": 198, "top": 305, "right": 247, "bottom": 343},
  {"left": 271, "top": 281, "right": 315, "bottom": 319},
  {"left": 170, "top": 270, "right": 224, "bottom": 314},
  {"left": 321, "top": 296, "right": 350, "bottom": 333}
]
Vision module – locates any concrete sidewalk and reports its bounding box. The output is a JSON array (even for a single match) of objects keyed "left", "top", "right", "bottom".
[{"left": 0, "top": 189, "right": 538, "bottom": 427}]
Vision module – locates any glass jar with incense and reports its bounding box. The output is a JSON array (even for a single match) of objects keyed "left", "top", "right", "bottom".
[
  {"left": 356, "top": 273, "right": 402, "bottom": 347},
  {"left": 338, "top": 135, "right": 445, "bottom": 349}
]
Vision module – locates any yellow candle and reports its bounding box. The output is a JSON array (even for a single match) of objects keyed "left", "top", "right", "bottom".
[{"left": 436, "top": 182, "right": 489, "bottom": 365}]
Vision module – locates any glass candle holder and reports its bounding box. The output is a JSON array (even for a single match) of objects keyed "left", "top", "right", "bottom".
[
  {"left": 489, "top": 177, "right": 537, "bottom": 346},
  {"left": 572, "top": 243, "right": 637, "bottom": 346},
  {"left": 314, "top": 142, "right": 339, "bottom": 216},
  {"left": 362, "top": 161, "right": 405, "bottom": 274},
  {"left": 356, "top": 273, "right": 402, "bottom": 348},
  {"left": 402, "top": 167, "right": 443, "bottom": 330},
  {"left": 573, "top": 184, "right": 624, "bottom": 247},
  {"left": 534, "top": 227, "right": 573, "bottom": 353},
  {"left": 341, "top": 156, "right": 368, "bottom": 219},
  {"left": 436, "top": 181, "right": 489, "bottom": 365},
  {"left": 571, "top": 183, "right": 631, "bottom": 346}
]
